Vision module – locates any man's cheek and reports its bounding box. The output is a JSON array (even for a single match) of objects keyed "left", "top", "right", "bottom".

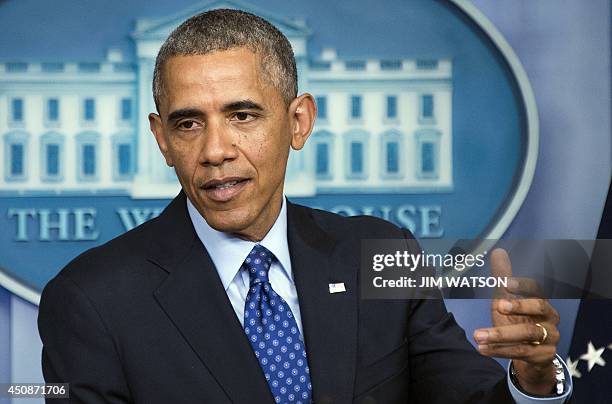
[{"left": 173, "top": 148, "right": 199, "bottom": 168}]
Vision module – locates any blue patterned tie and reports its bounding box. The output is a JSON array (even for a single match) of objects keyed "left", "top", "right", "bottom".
[{"left": 243, "top": 244, "right": 312, "bottom": 403}]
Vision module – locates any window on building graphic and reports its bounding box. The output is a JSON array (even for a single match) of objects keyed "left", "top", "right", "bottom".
[
  {"left": 386, "top": 141, "right": 399, "bottom": 173},
  {"left": 380, "top": 60, "right": 402, "bottom": 71},
  {"left": 421, "top": 94, "right": 434, "bottom": 120},
  {"left": 112, "top": 134, "right": 134, "bottom": 180},
  {"left": 11, "top": 98, "right": 24, "bottom": 122},
  {"left": 421, "top": 142, "right": 435, "bottom": 174},
  {"left": 47, "top": 98, "right": 59, "bottom": 122},
  {"left": 41, "top": 132, "right": 64, "bottom": 181},
  {"left": 83, "top": 144, "right": 96, "bottom": 176},
  {"left": 316, "top": 96, "right": 327, "bottom": 120},
  {"left": 6, "top": 62, "right": 27, "bottom": 73},
  {"left": 78, "top": 62, "right": 100, "bottom": 73},
  {"left": 118, "top": 144, "right": 131, "bottom": 176},
  {"left": 114, "top": 143, "right": 133, "bottom": 180},
  {"left": 83, "top": 98, "right": 95, "bottom": 121},
  {"left": 309, "top": 60, "right": 331, "bottom": 71},
  {"left": 416, "top": 60, "right": 438, "bottom": 69},
  {"left": 345, "top": 130, "right": 368, "bottom": 179},
  {"left": 76, "top": 132, "right": 99, "bottom": 181},
  {"left": 313, "top": 131, "right": 333, "bottom": 180},
  {"left": 350, "top": 141, "right": 364, "bottom": 174},
  {"left": 120, "top": 98, "right": 132, "bottom": 121},
  {"left": 345, "top": 60, "right": 366, "bottom": 71},
  {"left": 386, "top": 96, "right": 397, "bottom": 119},
  {"left": 42, "top": 63, "right": 64, "bottom": 73},
  {"left": 46, "top": 144, "right": 60, "bottom": 176},
  {"left": 10, "top": 144, "right": 24, "bottom": 176},
  {"left": 350, "top": 95, "right": 362, "bottom": 119},
  {"left": 4, "top": 132, "right": 29, "bottom": 181},
  {"left": 415, "top": 130, "right": 440, "bottom": 179},
  {"left": 315, "top": 143, "right": 329, "bottom": 176},
  {"left": 380, "top": 131, "right": 403, "bottom": 178}
]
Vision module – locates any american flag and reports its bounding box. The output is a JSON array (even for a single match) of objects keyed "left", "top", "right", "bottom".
[{"left": 566, "top": 180, "right": 612, "bottom": 403}]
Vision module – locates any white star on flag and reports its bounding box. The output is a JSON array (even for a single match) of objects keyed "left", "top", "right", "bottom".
[
  {"left": 566, "top": 357, "right": 582, "bottom": 379},
  {"left": 579, "top": 341, "right": 606, "bottom": 372}
]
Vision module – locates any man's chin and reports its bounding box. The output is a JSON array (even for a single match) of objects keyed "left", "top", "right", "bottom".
[{"left": 203, "top": 210, "right": 253, "bottom": 235}]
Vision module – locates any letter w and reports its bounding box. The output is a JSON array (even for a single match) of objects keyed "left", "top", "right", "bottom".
[{"left": 117, "top": 208, "right": 162, "bottom": 231}]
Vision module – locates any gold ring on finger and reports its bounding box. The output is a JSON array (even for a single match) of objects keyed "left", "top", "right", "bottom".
[{"left": 532, "top": 323, "right": 547, "bottom": 345}]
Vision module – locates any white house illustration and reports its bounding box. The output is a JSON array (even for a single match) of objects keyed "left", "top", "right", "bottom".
[{"left": 0, "top": 0, "right": 453, "bottom": 199}]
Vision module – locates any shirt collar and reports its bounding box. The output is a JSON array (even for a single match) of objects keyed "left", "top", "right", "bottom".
[{"left": 186, "top": 196, "right": 292, "bottom": 291}]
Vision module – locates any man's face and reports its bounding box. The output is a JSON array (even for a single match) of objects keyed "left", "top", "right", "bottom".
[{"left": 150, "top": 48, "right": 314, "bottom": 241}]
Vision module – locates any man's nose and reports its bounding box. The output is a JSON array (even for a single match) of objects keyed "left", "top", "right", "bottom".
[{"left": 198, "top": 119, "right": 238, "bottom": 166}]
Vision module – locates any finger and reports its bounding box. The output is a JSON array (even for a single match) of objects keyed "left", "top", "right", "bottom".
[
  {"left": 505, "top": 277, "right": 545, "bottom": 298},
  {"left": 474, "top": 323, "right": 559, "bottom": 345},
  {"left": 490, "top": 248, "right": 513, "bottom": 299},
  {"left": 477, "top": 343, "right": 556, "bottom": 362},
  {"left": 490, "top": 248, "right": 512, "bottom": 277},
  {"left": 494, "top": 299, "right": 560, "bottom": 324}
]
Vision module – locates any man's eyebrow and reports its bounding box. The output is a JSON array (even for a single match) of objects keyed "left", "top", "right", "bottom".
[
  {"left": 166, "top": 108, "right": 204, "bottom": 124},
  {"left": 221, "top": 100, "right": 264, "bottom": 113}
]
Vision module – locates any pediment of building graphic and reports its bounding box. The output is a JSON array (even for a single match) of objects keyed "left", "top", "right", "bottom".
[{"left": 132, "top": 0, "right": 311, "bottom": 41}]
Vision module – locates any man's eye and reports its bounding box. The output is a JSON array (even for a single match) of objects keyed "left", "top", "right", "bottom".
[
  {"left": 233, "top": 112, "right": 254, "bottom": 121},
  {"left": 178, "top": 120, "right": 197, "bottom": 129}
]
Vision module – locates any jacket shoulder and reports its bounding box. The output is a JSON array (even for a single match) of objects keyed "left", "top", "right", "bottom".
[{"left": 51, "top": 216, "right": 161, "bottom": 288}]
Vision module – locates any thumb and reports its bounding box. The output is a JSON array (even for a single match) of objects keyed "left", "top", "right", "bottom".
[
  {"left": 490, "top": 248, "right": 513, "bottom": 299},
  {"left": 490, "top": 248, "right": 512, "bottom": 277}
]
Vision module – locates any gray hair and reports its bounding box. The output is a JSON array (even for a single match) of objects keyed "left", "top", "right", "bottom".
[{"left": 152, "top": 9, "right": 298, "bottom": 111}]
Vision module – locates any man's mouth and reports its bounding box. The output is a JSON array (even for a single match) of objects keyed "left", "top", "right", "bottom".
[
  {"left": 211, "top": 180, "right": 239, "bottom": 190},
  {"left": 202, "top": 177, "right": 250, "bottom": 202}
]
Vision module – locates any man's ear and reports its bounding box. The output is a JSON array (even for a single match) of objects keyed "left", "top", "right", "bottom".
[
  {"left": 149, "top": 112, "right": 174, "bottom": 167},
  {"left": 289, "top": 93, "right": 317, "bottom": 151}
]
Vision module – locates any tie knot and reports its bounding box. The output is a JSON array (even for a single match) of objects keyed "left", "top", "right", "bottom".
[{"left": 243, "top": 244, "right": 275, "bottom": 285}]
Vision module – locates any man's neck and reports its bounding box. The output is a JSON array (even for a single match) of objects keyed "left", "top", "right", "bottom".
[{"left": 187, "top": 194, "right": 286, "bottom": 243}]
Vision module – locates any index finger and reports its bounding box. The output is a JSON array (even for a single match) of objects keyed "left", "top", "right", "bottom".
[
  {"left": 506, "top": 277, "right": 545, "bottom": 298},
  {"left": 495, "top": 298, "right": 560, "bottom": 324}
]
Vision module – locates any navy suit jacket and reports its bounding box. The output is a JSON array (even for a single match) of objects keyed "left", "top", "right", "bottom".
[{"left": 38, "top": 191, "right": 514, "bottom": 403}]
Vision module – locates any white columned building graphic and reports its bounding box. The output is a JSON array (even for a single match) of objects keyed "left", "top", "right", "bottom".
[{"left": 0, "top": 0, "right": 453, "bottom": 199}]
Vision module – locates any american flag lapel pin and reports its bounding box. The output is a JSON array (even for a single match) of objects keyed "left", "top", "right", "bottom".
[{"left": 328, "top": 282, "right": 346, "bottom": 294}]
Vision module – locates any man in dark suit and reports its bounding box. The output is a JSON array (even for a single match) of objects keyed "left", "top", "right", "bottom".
[{"left": 38, "top": 9, "right": 571, "bottom": 403}]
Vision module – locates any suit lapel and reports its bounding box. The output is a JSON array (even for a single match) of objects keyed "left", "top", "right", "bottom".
[
  {"left": 148, "top": 193, "right": 274, "bottom": 403},
  {"left": 287, "top": 202, "right": 358, "bottom": 403}
]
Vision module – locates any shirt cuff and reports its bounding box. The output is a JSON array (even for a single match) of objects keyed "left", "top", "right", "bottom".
[{"left": 507, "top": 355, "right": 573, "bottom": 404}]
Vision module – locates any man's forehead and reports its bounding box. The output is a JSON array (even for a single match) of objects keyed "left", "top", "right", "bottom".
[
  {"left": 166, "top": 50, "right": 272, "bottom": 94},
  {"left": 165, "top": 48, "right": 262, "bottom": 77},
  {"left": 158, "top": 48, "right": 285, "bottom": 111}
]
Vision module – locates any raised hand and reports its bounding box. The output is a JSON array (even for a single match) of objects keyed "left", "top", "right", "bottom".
[{"left": 473, "top": 248, "right": 560, "bottom": 395}]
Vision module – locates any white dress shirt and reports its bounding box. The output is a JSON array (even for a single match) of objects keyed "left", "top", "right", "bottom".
[
  {"left": 186, "top": 196, "right": 571, "bottom": 403},
  {"left": 187, "top": 196, "right": 303, "bottom": 334}
]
